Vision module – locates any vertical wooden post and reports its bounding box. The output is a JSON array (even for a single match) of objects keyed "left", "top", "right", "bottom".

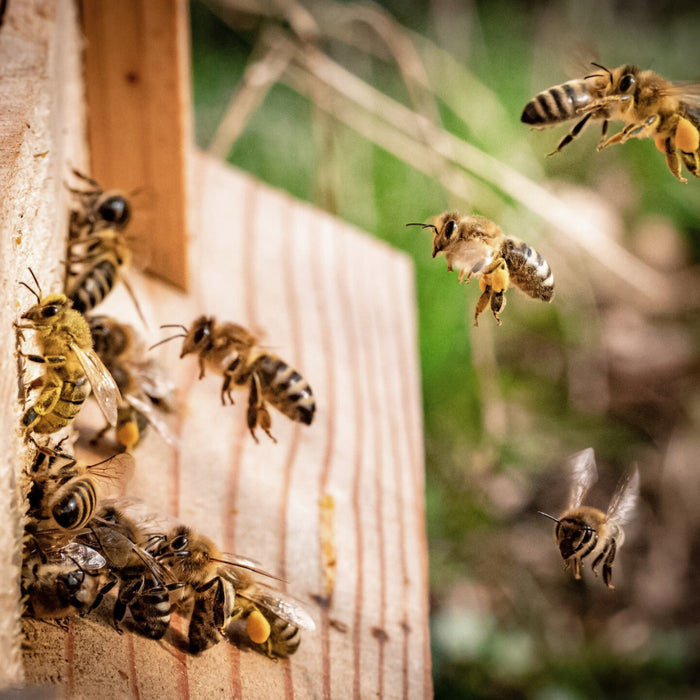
[{"left": 80, "top": 0, "right": 191, "bottom": 290}]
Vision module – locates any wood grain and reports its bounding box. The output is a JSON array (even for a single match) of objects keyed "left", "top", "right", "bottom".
[
  {"left": 22, "top": 152, "right": 432, "bottom": 698},
  {"left": 80, "top": 0, "right": 191, "bottom": 290},
  {"left": 0, "top": 0, "right": 87, "bottom": 687}
]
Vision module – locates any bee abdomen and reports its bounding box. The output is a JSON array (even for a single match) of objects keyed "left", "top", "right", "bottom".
[
  {"left": 502, "top": 239, "right": 554, "bottom": 302},
  {"left": 521, "top": 80, "right": 591, "bottom": 125},
  {"left": 68, "top": 258, "right": 119, "bottom": 313},
  {"left": 130, "top": 588, "right": 172, "bottom": 640},
  {"left": 28, "top": 376, "right": 90, "bottom": 434},
  {"left": 50, "top": 478, "right": 97, "bottom": 530},
  {"left": 256, "top": 356, "right": 316, "bottom": 425}
]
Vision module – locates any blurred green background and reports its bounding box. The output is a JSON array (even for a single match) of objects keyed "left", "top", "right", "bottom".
[{"left": 189, "top": 1, "right": 700, "bottom": 697}]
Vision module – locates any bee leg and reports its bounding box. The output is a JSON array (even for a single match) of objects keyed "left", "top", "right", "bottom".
[
  {"left": 198, "top": 357, "right": 206, "bottom": 380},
  {"left": 474, "top": 287, "right": 491, "bottom": 327},
  {"left": 660, "top": 137, "right": 687, "bottom": 183},
  {"left": 490, "top": 291, "right": 505, "bottom": 325},
  {"left": 87, "top": 573, "right": 118, "bottom": 615},
  {"left": 114, "top": 576, "right": 145, "bottom": 633},
  {"left": 246, "top": 375, "right": 276, "bottom": 443},
  {"left": 22, "top": 383, "right": 62, "bottom": 432},
  {"left": 221, "top": 375, "right": 234, "bottom": 406},
  {"left": 547, "top": 112, "right": 593, "bottom": 156},
  {"left": 680, "top": 150, "right": 700, "bottom": 178},
  {"left": 601, "top": 540, "right": 617, "bottom": 590}
]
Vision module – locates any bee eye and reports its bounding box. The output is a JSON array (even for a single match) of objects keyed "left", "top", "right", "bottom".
[
  {"left": 444, "top": 221, "right": 457, "bottom": 239},
  {"left": 171, "top": 535, "right": 189, "bottom": 551},
  {"left": 99, "top": 196, "right": 130, "bottom": 226},
  {"left": 619, "top": 74, "right": 635, "bottom": 92},
  {"left": 41, "top": 305, "right": 59, "bottom": 318},
  {"left": 193, "top": 326, "right": 209, "bottom": 344}
]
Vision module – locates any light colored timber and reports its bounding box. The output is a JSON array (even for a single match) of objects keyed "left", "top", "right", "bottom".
[
  {"left": 80, "top": 0, "right": 192, "bottom": 291},
  {"left": 22, "top": 152, "right": 433, "bottom": 699}
]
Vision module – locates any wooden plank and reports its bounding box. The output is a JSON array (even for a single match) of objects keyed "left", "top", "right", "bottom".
[
  {"left": 80, "top": 0, "right": 191, "bottom": 290},
  {"left": 0, "top": 0, "right": 87, "bottom": 688},
  {"left": 22, "top": 153, "right": 432, "bottom": 698}
]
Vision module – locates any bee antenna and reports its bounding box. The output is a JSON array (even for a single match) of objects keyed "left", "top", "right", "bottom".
[
  {"left": 148, "top": 334, "right": 186, "bottom": 351},
  {"left": 537, "top": 511, "right": 561, "bottom": 523},
  {"left": 406, "top": 222, "right": 438, "bottom": 234},
  {"left": 589, "top": 62, "right": 612, "bottom": 83},
  {"left": 160, "top": 323, "right": 188, "bottom": 332},
  {"left": 19, "top": 275, "right": 41, "bottom": 304}
]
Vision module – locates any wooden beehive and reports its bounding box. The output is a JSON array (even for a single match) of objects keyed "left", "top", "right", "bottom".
[{"left": 0, "top": 1, "right": 432, "bottom": 697}]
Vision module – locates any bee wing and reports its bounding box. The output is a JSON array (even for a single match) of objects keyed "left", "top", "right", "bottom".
[
  {"left": 567, "top": 447, "right": 598, "bottom": 509},
  {"left": 606, "top": 467, "right": 640, "bottom": 526},
  {"left": 130, "top": 363, "right": 178, "bottom": 411},
  {"left": 215, "top": 553, "right": 281, "bottom": 584},
  {"left": 58, "top": 542, "right": 107, "bottom": 570},
  {"left": 72, "top": 343, "right": 121, "bottom": 426},
  {"left": 125, "top": 393, "right": 179, "bottom": 447},
  {"left": 86, "top": 452, "right": 135, "bottom": 484},
  {"left": 239, "top": 584, "right": 316, "bottom": 631},
  {"left": 666, "top": 81, "right": 700, "bottom": 105}
]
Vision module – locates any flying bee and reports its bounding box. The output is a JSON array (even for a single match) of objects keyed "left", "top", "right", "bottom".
[
  {"left": 521, "top": 63, "right": 700, "bottom": 182},
  {"left": 28, "top": 445, "right": 134, "bottom": 532},
  {"left": 88, "top": 315, "right": 178, "bottom": 451},
  {"left": 224, "top": 582, "right": 317, "bottom": 658},
  {"left": 149, "top": 525, "right": 292, "bottom": 653},
  {"left": 538, "top": 447, "right": 640, "bottom": 589},
  {"left": 16, "top": 269, "right": 120, "bottom": 437},
  {"left": 408, "top": 212, "right": 554, "bottom": 326},
  {"left": 22, "top": 539, "right": 108, "bottom": 619},
  {"left": 83, "top": 504, "right": 182, "bottom": 638},
  {"left": 67, "top": 168, "right": 131, "bottom": 240},
  {"left": 153, "top": 317, "right": 315, "bottom": 442}
]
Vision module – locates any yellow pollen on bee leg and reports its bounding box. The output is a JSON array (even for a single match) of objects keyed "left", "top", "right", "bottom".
[
  {"left": 116, "top": 422, "right": 140, "bottom": 450},
  {"left": 676, "top": 117, "right": 700, "bottom": 153},
  {"left": 246, "top": 609, "right": 271, "bottom": 644}
]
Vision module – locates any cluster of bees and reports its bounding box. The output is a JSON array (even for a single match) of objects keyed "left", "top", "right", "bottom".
[
  {"left": 15, "top": 61, "right": 700, "bottom": 661},
  {"left": 410, "top": 63, "right": 699, "bottom": 586},
  {"left": 16, "top": 171, "right": 316, "bottom": 657}
]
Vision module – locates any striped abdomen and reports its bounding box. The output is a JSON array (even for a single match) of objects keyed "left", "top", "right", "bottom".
[
  {"left": 49, "top": 476, "right": 98, "bottom": 530},
  {"left": 521, "top": 80, "right": 593, "bottom": 125},
  {"left": 68, "top": 257, "right": 120, "bottom": 313},
  {"left": 24, "top": 373, "right": 90, "bottom": 434},
  {"left": 502, "top": 238, "right": 554, "bottom": 302},
  {"left": 555, "top": 514, "right": 599, "bottom": 562},
  {"left": 251, "top": 355, "right": 316, "bottom": 425},
  {"left": 129, "top": 585, "right": 173, "bottom": 640}
]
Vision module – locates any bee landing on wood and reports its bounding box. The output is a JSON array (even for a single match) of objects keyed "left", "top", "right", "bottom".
[
  {"left": 522, "top": 63, "right": 700, "bottom": 182},
  {"left": 152, "top": 316, "right": 315, "bottom": 442},
  {"left": 408, "top": 212, "right": 554, "bottom": 326},
  {"left": 538, "top": 447, "right": 640, "bottom": 589}
]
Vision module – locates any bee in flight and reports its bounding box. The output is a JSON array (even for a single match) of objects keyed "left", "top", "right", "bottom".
[
  {"left": 152, "top": 317, "right": 315, "bottom": 442},
  {"left": 521, "top": 63, "right": 700, "bottom": 182},
  {"left": 88, "top": 315, "right": 178, "bottom": 451},
  {"left": 538, "top": 447, "right": 640, "bottom": 589},
  {"left": 16, "top": 269, "right": 120, "bottom": 438},
  {"left": 408, "top": 212, "right": 554, "bottom": 326},
  {"left": 28, "top": 444, "right": 134, "bottom": 532}
]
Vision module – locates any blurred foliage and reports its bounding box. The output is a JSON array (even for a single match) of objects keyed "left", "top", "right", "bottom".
[{"left": 190, "top": 1, "right": 700, "bottom": 697}]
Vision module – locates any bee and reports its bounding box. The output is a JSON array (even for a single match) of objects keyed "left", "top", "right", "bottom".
[
  {"left": 538, "top": 447, "right": 640, "bottom": 589},
  {"left": 88, "top": 315, "right": 178, "bottom": 450},
  {"left": 84, "top": 504, "right": 181, "bottom": 638},
  {"left": 28, "top": 445, "right": 134, "bottom": 531},
  {"left": 521, "top": 63, "right": 700, "bottom": 182},
  {"left": 153, "top": 317, "right": 315, "bottom": 442},
  {"left": 22, "top": 540, "right": 108, "bottom": 619},
  {"left": 16, "top": 270, "right": 120, "bottom": 437},
  {"left": 407, "top": 212, "right": 554, "bottom": 326},
  {"left": 64, "top": 171, "right": 146, "bottom": 322},
  {"left": 224, "top": 582, "right": 317, "bottom": 658},
  {"left": 149, "top": 525, "right": 298, "bottom": 653},
  {"left": 67, "top": 168, "right": 131, "bottom": 240}
]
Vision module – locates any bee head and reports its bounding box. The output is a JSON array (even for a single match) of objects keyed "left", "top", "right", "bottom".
[
  {"left": 21, "top": 293, "right": 72, "bottom": 326},
  {"left": 96, "top": 192, "right": 131, "bottom": 228}
]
